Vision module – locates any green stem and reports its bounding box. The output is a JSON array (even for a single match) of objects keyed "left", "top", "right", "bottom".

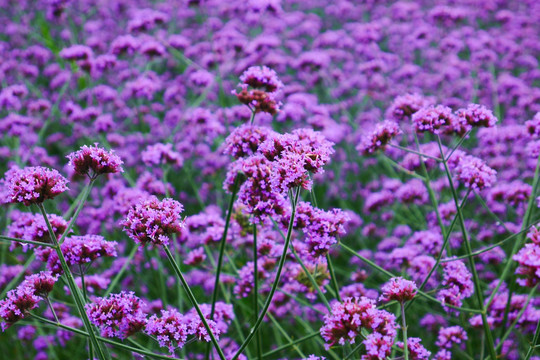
[
  {"left": 230, "top": 188, "right": 301, "bottom": 360},
  {"left": 486, "top": 156, "right": 540, "bottom": 310},
  {"left": 58, "top": 179, "right": 96, "bottom": 244},
  {"left": 401, "top": 302, "right": 409, "bottom": 360},
  {"left": 0, "top": 235, "right": 56, "bottom": 249},
  {"left": 261, "top": 332, "right": 319, "bottom": 357},
  {"left": 37, "top": 204, "right": 108, "bottom": 360},
  {"left": 163, "top": 245, "right": 227, "bottom": 360},
  {"left": 340, "top": 243, "right": 483, "bottom": 314},
  {"left": 253, "top": 224, "right": 263, "bottom": 360},
  {"left": 525, "top": 316, "right": 540, "bottom": 360},
  {"left": 436, "top": 136, "right": 497, "bottom": 360},
  {"left": 30, "top": 314, "right": 181, "bottom": 360},
  {"left": 210, "top": 180, "right": 238, "bottom": 317},
  {"left": 103, "top": 245, "right": 139, "bottom": 297}
]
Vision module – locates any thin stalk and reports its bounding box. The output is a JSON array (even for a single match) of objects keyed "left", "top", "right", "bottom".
[
  {"left": 210, "top": 181, "right": 238, "bottom": 317},
  {"left": 340, "top": 243, "right": 483, "bottom": 314},
  {"left": 344, "top": 342, "right": 363, "bottom": 360},
  {"left": 253, "top": 224, "right": 263, "bottom": 360},
  {"left": 389, "top": 144, "right": 442, "bottom": 161},
  {"left": 401, "top": 302, "right": 409, "bottom": 360},
  {"left": 44, "top": 296, "right": 59, "bottom": 324},
  {"left": 487, "top": 156, "right": 540, "bottom": 310},
  {"left": 436, "top": 136, "right": 497, "bottom": 360},
  {"left": 405, "top": 192, "right": 467, "bottom": 312},
  {"left": 492, "top": 284, "right": 538, "bottom": 355},
  {"left": 310, "top": 186, "right": 341, "bottom": 303},
  {"left": 230, "top": 188, "right": 301, "bottom": 360},
  {"left": 163, "top": 245, "right": 227, "bottom": 360},
  {"left": 261, "top": 332, "right": 319, "bottom": 357},
  {"left": 525, "top": 317, "right": 540, "bottom": 360},
  {"left": 58, "top": 179, "right": 96, "bottom": 244},
  {"left": 0, "top": 235, "right": 56, "bottom": 248},
  {"left": 30, "top": 314, "right": 181, "bottom": 360},
  {"left": 103, "top": 245, "right": 139, "bottom": 297},
  {"left": 37, "top": 204, "right": 108, "bottom": 360}
]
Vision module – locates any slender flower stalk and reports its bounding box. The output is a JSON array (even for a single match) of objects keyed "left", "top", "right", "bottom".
[
  {"left": 30, "top": 314, "right": 181, "bottom": 360},
  {"left": 210, "top": 180, "right": 239, "bottom": 317},
  {"left": 37, "top": 204, "right": 109, "bottom": 360},
  {"left": 401, "top": 302, "right": 409, "bottom": 360},
  {"left": 253, "top": 223, "right": 263, "bottom": 359},
  {"left": 103, "top": 245, "right": 139, "bottom": 297},
  {"left": 162, "top": 245, "right": 227, "bottom": 360},
  {"left": 340, "top": 243, "right": 483, "bottom": 314},
  {"left": 310, "top": 187, "right": 341, "bottom": 303},
  {"left": 436, "top": 136, "right": 497, "bottom": 360},
  {"left": 231, "top": 187, "right": 301, "bottom": 360}
]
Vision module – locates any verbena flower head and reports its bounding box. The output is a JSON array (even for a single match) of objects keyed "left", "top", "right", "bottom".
[
  {"left": 0, "top": 272, "right": 58, "bottom": 330},
  {"left": 67, "top": 144, "right": 124, "bottom": 178},
  {"left": 357, "top": 120, "right": 401, "bottom": 155},
  {"left": 455, "top": 104, "right": 498, "bottom": 130},
  {"left": 239, "top": 66, "right": 284, "bottom": 93},
  {"left": 146, "top": 308, "right": 189, "bottom": 354},
  {"left": 397, "top": 337, "right": 431, "bottom": 359},
  {"left": 141, "top": 143, "right": 183, "bottom": 167},
  {"left": 86, "top": 291, "right": 147, "bottom": 339},
  {"left": 412, "top": 105, "right": 454, "bottom": 134},
  {"left": 6, "top": 166, "right": 68, "bottom": 205},
  {"left": 122, "top": 196, "right": 184, "bottom": 246},
  {"left": 379, "top": 277, "right": 417, "bottom": 303},
  {"left": 455, "top": 155, "right": 497, "bottom": 190},
  {"left": 386, "top": 93, "right": 431, "bottom": 121},
  {"left": 21, "top": 271, "right": 58, "bottom": 298},
  {"left": 234, "top": 66, "right": 283, "bottom": 115},
  {"left": 320, "top": 297, "right": 396, "bottom": 350},
  {"left": 513, "top": 243, "right": 540, "bottom": 287},
  {"left": 44, "top": 235, "right": 117, "bottom": 275},
  {"left": 435, "top": 325, "right": 468, "bottom": 349},
  {"left": 223, "top": 125, "right": 276, "bottom": 159},
  {"left": 7, "top": 212, "right": 67, "bottom": 250}
]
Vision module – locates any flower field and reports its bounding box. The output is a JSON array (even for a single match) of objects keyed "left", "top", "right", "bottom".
[{"left": 0, "top": 1, "right": 539, "bottom": 359}]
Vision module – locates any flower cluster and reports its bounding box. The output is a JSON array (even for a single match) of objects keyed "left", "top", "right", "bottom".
[
  {"left": 234, "top": 66, "right": 283, "bottom": 115},
  {"left": 379, "top": 277, "right": 417, "bottom": 303},
  {"left": 40, "top": 235, "right": 117, "bottom": 275},
  {"left": 4, "top": 166, "right": 68, "bottom": 205},
  {"left": 122, "top": 196, "right": 184, "bottom": 246},
  {"left": 0, "top": 272, "right": 58, "bottom": 330},
  {"left": 85, "top": 291, "right": 147, "bottom": 339},
  {"left": 436, "top": 259, "right": 474, "bottom": 312},
  {"left": 357, "top": 121, "right": 401, "bottom": 155},
  {"left": 67, "top": 144, "right": 124, "bottom": 178},
  {"left": 320, "top": 297, "right": 396, "bottom": 355}
]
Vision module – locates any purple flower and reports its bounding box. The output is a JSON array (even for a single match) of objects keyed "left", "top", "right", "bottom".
[
  {"left": 59, "top": 45, "right": 93, "bottom": 61},
  {"left": 239, "top": 66, "right": 284, "bottom": 93},
  {"left": 397, "top": 337, "right": 431, "bottom": 359},
  {"left": 141, "top": 143, "right": 183, "bottom": 167},
  {"left": 455, "top": 104, "right": 498, "bottom": 132},
  {"left": 435, "top": 325, "right": 468, "bottom": 349},
  {"left": 5, "top": 166, "right": 68, "bottom": 205},
  {"left": 7, "top": 211, "right": 67, "bottom": 250},
  {"left": 320, "top": 297, "right": 396, "bottom": 350},
  {"left": 0, "top": 272, "right": 58, "bottom": 330},
  {"left": 223, "top": 125, "right": 276, "bottom": 159},
  {"left": 412, "top": 105, "right": 455, "bottom": 134},
  {"left": 67, "top": 144, "right": 124, "bottom": 178},
  {"left": 44, "top": 235, "right": 118, "bottom": 275},
  {"left": 379, "top": 277, "right": 417, "bottom": 303},
  {"left": 122, "top": 196, "right": 184, "bottom": 246},
  {"left": 455, "top": 155, "right": 497, "bottom": 190},
  {"left": 86, "top": 291, "right": 147, "bottom": 339},
  {"left": 357, "top": 120, "right": 401, "bottom": 155},
  {"left": 146, "top": 308, "right": 189, "bottom": 353},
  {"left": 386, "top": 93, "right": 432, "bottom": 121}
]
